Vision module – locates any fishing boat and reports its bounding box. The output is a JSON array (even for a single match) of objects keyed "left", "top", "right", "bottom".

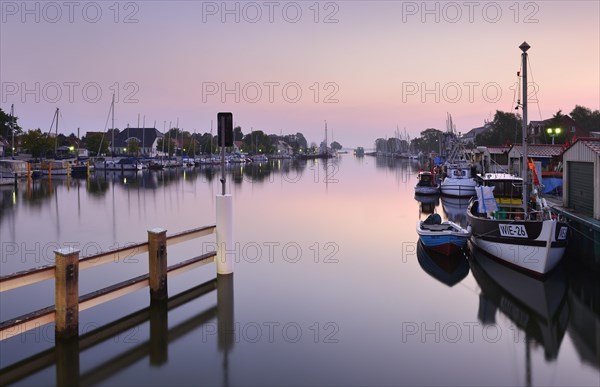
[
  {"left": 467, "top": 42, "right": 569, "bottom": 276},
  {"left": 414, "top": 171, "right": 440, "bottom": 195},
  {"left": 440, "top": 162, "right": 477, "bottom": 197},
  {"left": 416, "top": 213, "right": 471, "bottom": 255},
  {"left": 439, "top": 114, "right": 477, "bottom": 197}
]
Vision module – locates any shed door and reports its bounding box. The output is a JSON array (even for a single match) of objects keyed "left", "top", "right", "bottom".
[{"left": 568, "top": 161, "right": 594, "bottom": 216}]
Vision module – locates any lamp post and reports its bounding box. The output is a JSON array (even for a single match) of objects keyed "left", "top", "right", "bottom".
[{"left": 546, "top": 127, "right": 561, "bottom": 145}]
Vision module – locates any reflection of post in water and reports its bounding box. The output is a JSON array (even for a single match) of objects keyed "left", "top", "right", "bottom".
[
  {"left": 150, "top": 299, "right": 169, "bottom": 366},
  {"left": 55, "top": 336, "right": 79, "bottom": 387},
  {"left": 218, "top": 274, "right": 234, "bottom": 386}
]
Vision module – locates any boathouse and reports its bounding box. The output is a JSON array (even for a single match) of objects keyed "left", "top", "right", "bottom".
[
  {"left": 508, "top": 144, "right": 564, "bottom": 176},
  {"left": 562, "top": 138, "right": 600, "bottom": 220}
]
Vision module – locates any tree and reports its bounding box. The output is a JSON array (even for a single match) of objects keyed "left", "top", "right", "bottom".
[
  {"left": 570, "top": 105, "right": 600, "bottom": 133},
  {"left": 21, "top": 129, "right": 53, "bottom": 158},
  {"left": 414, "top": 129, "right": 443, "bottom": 153},
  {"left": 330, "top": 141, "right": 342, "bottom": 151},
  {"left": 156, "top": 138, "right": 175, "bottom": 156},
  {"left": 0, "top": 108, "right": 23, "bottom": 142},
  {"left": 242, "top": 130, "right": 274, "bottom": 153},
  {"left": 85, "top": 133, "right": 109, "bottom": 156},
  {"left": 233, "top": 126, "right": 243, "bottom": 141},
  {"left": 475, "top": 111, "right": 522, "bottom": 146},
  {"left": 543, "top": 110, "right": 568, "bottom": 144},
  {"left": 127, "top": 138, "right": 140, "bottom": 156}
]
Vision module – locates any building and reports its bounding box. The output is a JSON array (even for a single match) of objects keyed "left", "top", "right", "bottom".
[
  {"left": 276, "top": 140, "right": 293, "bottom": 156},
  {"left": 113, "top": 128, "right": 163, "bottom": 156},
  {"left": 507, "top": 144, "right": 564, "bottom": 176},
  {"left": 562, "top": 138, "right": 600, "bottom": 219},
  {"left": 528, "top": 115, "right": 588, "bottom": 144},
  {"left": 462, "top": 122, "right": 492, "bottom": 144}
]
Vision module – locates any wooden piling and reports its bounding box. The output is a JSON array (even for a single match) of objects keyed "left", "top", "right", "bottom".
[
  {"left": 148, "top": 228, "right": 168, "bottom": 300},
  {"left": 55, "top": 248, "right": 80, "bottom": 339}
]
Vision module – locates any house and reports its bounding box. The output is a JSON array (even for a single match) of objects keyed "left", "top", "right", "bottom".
[
  {"left": 529, "top": 115, "right": 588, "bottom": 144},
  {"left": 276, "top": 140, "right": 293, "bottom": 156},
  {"left": 507, "top": 144, "right": 564, "bottom": 176},
  {"left": 112, "top": 128, "right": 163, "bottom": 156},
  {"left": 233, "top": 141, "right": 244, "bottom": 153},
  {"left": 462, "top": 122, "right": 492, "bottom": 144},
  {"left": 0, "top": 136, "right": 7, "bottom": 157},
  {"left": 562, "top": 138, "right": 600, "bottom": 220}
]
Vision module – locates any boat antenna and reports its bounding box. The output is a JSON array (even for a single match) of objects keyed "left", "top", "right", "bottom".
[{"left": 520, "top": 41, "right": 530, "bottom": 214}]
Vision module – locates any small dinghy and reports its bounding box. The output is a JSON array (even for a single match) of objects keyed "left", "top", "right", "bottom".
[{"left": 416, "top": 213, "right": 471, "bottom": 255}]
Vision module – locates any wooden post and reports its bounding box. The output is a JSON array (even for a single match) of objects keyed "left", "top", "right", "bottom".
[
  {"left": 55, "top": 248, "right": 79, "bottom": 339},
  {"left": 148, "top": 228, "right": 167, "bottom": 300}
]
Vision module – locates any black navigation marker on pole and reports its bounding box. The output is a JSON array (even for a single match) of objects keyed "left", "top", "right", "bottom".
[{"left": 218, "top": 113, "right": 233, "bottom": 195}]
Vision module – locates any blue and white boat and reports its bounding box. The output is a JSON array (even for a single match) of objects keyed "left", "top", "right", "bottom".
[{"left": 416, "top": 213, "right": 471, "bottom": 255}]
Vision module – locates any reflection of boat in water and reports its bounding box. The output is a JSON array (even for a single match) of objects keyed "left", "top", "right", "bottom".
[
  {"left": 441, "top": 195, "right": 470, "bottom": 228},
  {"left": 470, "top": 244, "right": 569, "bottom": 359},
  {"left": 414, "top": 193, "right": 439, "bottom": 215},
  {"left": 416, "top": 240, "right": 469, "bottom": 287}
]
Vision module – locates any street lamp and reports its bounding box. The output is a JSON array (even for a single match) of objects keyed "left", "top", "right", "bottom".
[{"left": 546, "top": 127, "right": 561, "bottom": 145}]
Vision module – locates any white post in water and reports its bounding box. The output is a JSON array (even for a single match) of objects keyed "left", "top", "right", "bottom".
[
  {"left": 216, "top": 194, "right": 234, "bottom": 274},
  {"left": 216, "top": 113, "right": 234, "bottom": 275}
]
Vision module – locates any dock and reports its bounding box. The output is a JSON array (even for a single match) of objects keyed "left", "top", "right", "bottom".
[{"left": 546, "top": 196, "right": 600, "bottom": 270}]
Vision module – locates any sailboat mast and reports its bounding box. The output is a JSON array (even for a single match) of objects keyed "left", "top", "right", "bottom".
[
  {"left": 111, "top": 94, "right": 115, "bottom": 158},
  {"left": 520, "top": 42, "right": 530, "bottom": 213},
  {"left": 324, "top": 120, "right": 327, "bottom": 154},
  {"left": 10, "top": 104, "right": 14, "bottom": 157},
  {"left": 55, "top": 108, "right": 59, "bottom": 155}
]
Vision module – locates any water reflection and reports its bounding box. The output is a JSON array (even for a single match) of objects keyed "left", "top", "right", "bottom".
[
  {"left": 416, "top": 240, "right": 469, "bottom": 287},
  {"left": 0, "top": 278, "right": 229, "bottom": 386},
  {"left": 567, "top": 264, "right": 600, "bottom": 370},
  {"left": 414, "top": 194, "right": 440, "bottom": 216},
  {"left": 470, "top": 245, "right": 569, "bottom": 361},
  {"left": 441, "top": 196, "right": 470, "bottom": 228}
]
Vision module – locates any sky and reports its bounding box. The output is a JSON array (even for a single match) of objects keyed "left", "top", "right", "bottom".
[{"left": 1, "top": 0, "right": 599, "bottom": 148}]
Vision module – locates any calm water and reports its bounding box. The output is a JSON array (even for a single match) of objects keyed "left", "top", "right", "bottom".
[{"left": 1, "top": 156, "right": 598, "bottom": 386}]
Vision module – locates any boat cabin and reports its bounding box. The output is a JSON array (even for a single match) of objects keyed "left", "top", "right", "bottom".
[
  {"left": 475, "top": 173, "right": 525, "bottom": 220},
  {"left": 417, "top": 171, "right": 435, "bottom": 187},
  {"left": 445, "top": 163, "right": 474, "bottom": 179}
]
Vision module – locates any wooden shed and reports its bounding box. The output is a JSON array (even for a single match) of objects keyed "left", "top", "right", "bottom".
[{"left": 562, "top": 138, "right": 600, "bottom": 220}]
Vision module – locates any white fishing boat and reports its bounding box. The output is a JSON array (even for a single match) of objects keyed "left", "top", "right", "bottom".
[
  {"left": 440, "top": 162, "right": 477, "bottom": 197},
  {"left": 467, "top": 42, "right": 569, "bottom": 276}
]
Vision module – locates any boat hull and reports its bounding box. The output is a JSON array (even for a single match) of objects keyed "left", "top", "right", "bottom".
[
  {"left": 467, "top": 202, "right": 568, "bottom": 275},
  {"left": 414, "top": 185, "right": 440, "bottom": 195},
  {"left": 440, "top": 178, "right": 477, "bottom": 197},
  {"left": 416, "top": 221, "right": 471, "bottom": 256}
]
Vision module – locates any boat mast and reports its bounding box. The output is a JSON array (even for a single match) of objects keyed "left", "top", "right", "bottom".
[
  {"left": 520, "top": 42, "right": 530, "bottom": 214},
  {"left": 10, "top": 104, "right": 15, "bottom": 157},
  {"left": 55, "top": 108, "right": 59, "bottom": 155},
  {"left": 111, "top": 94, "right": 115, "bottom": 158}
]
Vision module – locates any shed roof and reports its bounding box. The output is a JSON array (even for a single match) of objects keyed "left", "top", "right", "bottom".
[{"left": 509, "top": 144, "right": 563, "bottom": 157}]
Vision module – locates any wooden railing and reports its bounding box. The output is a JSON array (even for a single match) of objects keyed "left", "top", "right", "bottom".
[{"left": 0, "top": 225, "right": 217, "bottom": 341}]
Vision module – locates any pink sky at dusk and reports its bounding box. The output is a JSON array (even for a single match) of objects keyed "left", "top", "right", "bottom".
[{"left": 1, "top": 1, "right": 598, "bottom": 148}]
